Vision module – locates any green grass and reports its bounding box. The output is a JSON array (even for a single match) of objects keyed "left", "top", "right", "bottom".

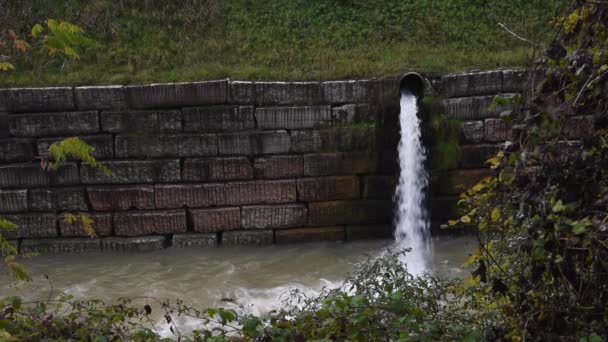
[{"left": 0, "top": 0, "right": 569, "bottom": 86}]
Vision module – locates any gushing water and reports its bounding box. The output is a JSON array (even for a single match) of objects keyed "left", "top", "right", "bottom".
[{"left": 393, "top": 91, "right": 432, "bottom": 276}]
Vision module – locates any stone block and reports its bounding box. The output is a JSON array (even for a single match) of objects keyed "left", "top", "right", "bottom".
[
  {"left": 502, "top": 70, "right": 526, "bottom": 92},
  {"left": 429, "top": 196, "right": 460, "bottom": 221},
  {"left": 441, "top": 71, "right": 503, "bottom": 97},
  {"left": 87, "top": 185, "right": 155, "bottom": 211},
  {"left": 172, "top": 233, "right": 218, "bottom": 248},
  {"left": 221, "top": 230, "right": 273, "bottom": 246},
  {"left": 275, "top": 226, "right": 345, "bottom": 244},
  {"left": 114, "top": 134, "right": 218, "bottom": 158},
  {"left": 102, "top": 236, "right": 167, "bottom": 252},
  {"left": 60, "top": 212, "right": 113, "bottom": 237},
  {"left": 21, "top": 238, "right": 101, "bottom": 254},
  {"left": 28, "top": 187, "right": 87, "bottom": 211},
  {"left": 321, "top": 80, "right": 373, "bottom": 104},
  {"left": 441, "top": 94, "right": 517, "bottom": 120},
  {"left": 484, "top": 118, "right": 512, "bottom": 142},
  {"left": 183, "top": 105, "right": 255, "bottom": 132},
  {"left": 182, "top": 157, "right": 253, "bottom": 182},
  {"left": 253, "top": 156, "right": 303, "bottom": 179},
  {"left": 331, "top": 104, "right": 373, "bottom": 124},
  {"left": 431, "top": 169, "right": 493, "bottom": 195},
  {"left": 0, "top": 87, "right": 75, "bottom": 112},
  {"left": 0, "top": 163, "right": 79, "bottom": 188},
  {"left": 345, "top": 225, "right": 392, "bottom": 240},
  {"left": 297, "top": 176, "right": 359, "bottom": 201},
  {"left": 218, "top": 131, "right": 291, "bottom": 155},
  {"left": 114, "top": 209, "right": 187, "bottom": 236},
  {"left": 291, "top": 130, "right": 322, "bottom": 153},
  {"left": 303, "top": 153, "right": 377, "bottom": 176},
  {"left": 255, "top": 82, "right": 322, "bottom": 105},
  {"left": 308, "top": 200, "right": 392, "bottom": 226},
  {"left": 0, "top": 111, "right": 8, "bottom": 137},
  {"left": 37, "top": 135, "right": 114, "bottom": 160},
  {"left": 9, "top": 111, "right": 99, "bottom": 137},
  {"left": 191, "top": 207, "right": 240, "bottom": 233},
  {"left": 126, "top": 80, "right": 228, "bottom": 108},
  {"left": 458, "top": 144, "right": 501, "bottom": 169},
  {"left": 80, "top": 159, "right": 180, "bottom": 184},
  {"left": 230, "top": 81, "right": 256, "bottom": 104},
  {"left": 318, "top": 127, "right": 376, "bottom": 152},
  {"left": 461, "top": 121, "right": 484, "bottom": 143},
  {"left": 74, "top": 85, "right": 127, "bottom": 110},
  {"left": 563, "top": 115, "right": 595, "bottom": 140},
  {"left": 0, "top": 138, "right": 35, "bottom": 163},
  {"left": 2, "top": 213, "right": 57, "bottom": 239},
  {"left": 0, "top": 189, "right": 27, "bottom": 213},
  {"left": 255, "top": 106, "right": 331, "bottom": 129},
  {"left": 100, "top": 110, "right": 182, "bottom": 133},
  {"left": 241, "top": 204, "right": 308, "bottom": 229},
  {"left": 362, "top": 176, "right": 396, "bottom": 199},
  {"left": 155, "top": 183, "right": 225, "bottom": 209},
  {"left": 224, "top": 180, "right": 296, "bottom": 205}
]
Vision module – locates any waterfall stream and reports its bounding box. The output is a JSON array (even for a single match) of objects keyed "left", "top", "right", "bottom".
[{"left": 393, "top": 91, "right": 432, "bottom": 276}]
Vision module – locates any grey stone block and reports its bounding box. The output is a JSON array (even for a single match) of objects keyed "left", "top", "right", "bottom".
[
  {"left": 182, "top": 157, "right": 253, "bottom": 182},
  {"left": 0, "top": 163, "right": 79, "bottom": 188},
  {"left": 255, "top": 82, "right": 322, "bottom": 105},
  {"left": 74, "top": 85, "right": 127, "bottom": 110},
  {"left": 0, "top": 189, "right": 27, "bottom": 213},
  {"left": 0, "top": 87, "right": 75, "bottom": 112},
  {"left": 308, "top": 200, "right": 392, "bottom": 226},
  {"left": 502, "top": 70, "right": 527, "bottom": 92},
  {"left": 345, "top": 225, "right": 392, "bottom": 240},
  {"left": 484, "top": 118, "right": 512, "bottom": 142},
  {"left": 191, "top": 207, "right": 240, "bottom": 233},
  {"left": 21, "top": 238, "right": 101, "bottom": 254},
  {"left": 28, "top": 187, "right": 87, "bottom": 211},
  {"left": 0, "top": 138, "right": 35, "bottom": 163},
  {"left": 114, "top": 134, "right": 218, "bottom": 158},
  {"left": 321, "top": 80, "right": 373, "bottom": 104},
  {"left": 101, "top": 110, "right": 182, "bottom": 133},
  {"left": 114, "top": 209, "right": 187, "bottom": 236},
  {"left": 80, "top": 160, "right": 180, "bottom": 184},
  {"left": 183, "top": 106, "right": 255, "bottom": 132},
  {"left": 0, "top": 111, "right": 9, "bottom": 137},
  {"left": 255, "top": 106, "right": 331, "bottom": 129},
  {"left": 303, "top": 153, "right": 377, "bottom": 176},
  {"left": 441, "top": 71, "right": 503, "bottom": 97},
  {"left": 332, "top": 104, "right": 372, "bottom": 124},
  {"left": 253, "top": 155, "right": 304, "bottom": 179},
  {"left": 155, "top": 183, "right": 226, "bottom": 209},
  {"left": 126, "top": 80, "right": 228, "bottom": 108},
  {"left": 224, "top": 180, "right": 296, "bottom": 206},
  {"left": 362, "top": 176, "right": 396, "bottom": 199},
  {"left": 37, "top": 135, "right": 114, "bottom": 160},
  {"left": 9, "top": 111, "right": 99, "bottom": 137},
  {"left": 461, "top": 121, "right": 484, "bottom": 143},
  {"left": 102, "top": 236, "right": 167, "bottom": 252},
  {"left": 297, "top": 176, "right": 360, "bottom": 201},
  {"left": 2, "top": 213, "right": 57, "bottom": 239},
  {"left": 241, "top": 204, "right": 308, "bottom": 229},
  {"left": 441, "top": 94, "right": 518, "bottom": 120},
  {"left": 172, "top": 233, "right": 218, "bottom": 248},
  {"left": 60, "top": 212, "right": 113, "bottom": 237},
  {"left": 230, "top": 81, "right": 255, "bottom": 104},
  {"left": 221, "top": 230, "right": 273, "bottom": 246},
  {"left": 87, "top": 185, "right": 155, "bottom": 211},
  {"left": 218, "top": 131, "right": 291, "bottom": 155},
  {"left": 291, "top": 130, "right": 322, "bottom": 153},
  {"left": 276, "top": 226, "right": 345, "bottom": 244}
]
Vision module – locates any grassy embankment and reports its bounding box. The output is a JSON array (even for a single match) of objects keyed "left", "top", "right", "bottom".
[{"left": 0, "top": 0, "right": 569, "bottom": 86}]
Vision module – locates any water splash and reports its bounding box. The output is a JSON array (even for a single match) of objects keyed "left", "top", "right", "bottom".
[{"left": 393, "top": 91, "right": 432, "bottom": 276}]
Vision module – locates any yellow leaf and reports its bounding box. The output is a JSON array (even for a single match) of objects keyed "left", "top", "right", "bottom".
[
  {"left": 13, "top": 39, "right": 31, "bottom": 53},
  {"left": 0, "top": 62, "right": 15, "bottom": 72},
  {"left": 491, "top": 207, "right": 501, "bottom": 223},
  {"left": 447, "top": 219, "right": 459, "bottom": 226},
  {"left": 460, "top": 215, "right": 471, "bottom": 224}
]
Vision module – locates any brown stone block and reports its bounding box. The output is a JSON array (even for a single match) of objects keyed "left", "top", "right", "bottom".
[
  {"left": 221, "top": 230, "right": 273, "bottom": 245},
  {"left": 254, "top": 156, "right": 304, "bottom": 179},
  {"left": 2, "top": 213, "right": 57, "bottom": 239},
  {"left": 362, "top": 176, "right": 396, "bottom": 199},
  {"left": 191, "top": 207, "right": 240, "bottom": 233},
  {"left": 297, "top": 176, "right": 359, "bottom": 201},
  {"left": 100, "top": 110, "right": 182, "bottom": 133},
  {"left": 37, "top": 135, "right": 114, "bottom": 160},
  {"left": 308, "top": 200, "right": 392, "bottom": 226},
  {"left": 345, "top": 225, "right": 393, "bottom": 240},
  {"left": 0, "top": 189, "right": 27, "bottom": 213},
  {"left": 0, "top": 163, "right": 79, "bottom": 188},
  {"left": 80, "top": 160, "right": 180, "bottom": 184},
  {"left": 224, "top": 180, "right": 296, "bottom": 205},
  {"left": 241, "top": 204, "right": 308, "bottom": 229},
  {"left": 114, "top": 134, "right": 218, "bottom": 158},
  {"left": 155, "top": 183, "right": 225, "bottom": 209},
  {"left": 87, "top": 185, "right": 155, "bottom": 211},
  {"left": 9, "top": 111, "right": 99, "bottom": 137},
  {"left": 303, "top": 153, "right": 377, "bottom": 176},
  {"left": 114, "top": 209, "right": 187, "bottom": 236},
  {"left": 28, "top": 187, "right": 87, "bottom": 211},
  {"left": 182, "top": 157, "right": 253, "bottom": 182},
  {"left": 275, "top": 226, "right": 345, "bottom": 244},
  {"left": 0, "top": 138, "right": 35, "bottom": 163},
  {"left": 60, "top": 212, "right": 113, "bottom": 237}
]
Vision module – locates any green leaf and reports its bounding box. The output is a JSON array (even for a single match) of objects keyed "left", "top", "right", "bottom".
[
  {"left": 32, "top": 23, "right": 44, "bottom": 38},
  {"left": 552, "top": 200, "right": 565, "bottom": 213},
  {"left": 491, "top": 207, "right": 501, "bottom": 223}
]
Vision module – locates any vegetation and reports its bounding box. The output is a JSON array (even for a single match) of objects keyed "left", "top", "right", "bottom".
[{"left": 0, "top": 0, "right": 569, "bottom": 86}]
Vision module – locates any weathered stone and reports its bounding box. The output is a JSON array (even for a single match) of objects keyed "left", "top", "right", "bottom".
[
  {"left": 155, "top": 184, "right": 225, "bottom": 209},
  {"left": 318, "top": 127, "right": 376, "bottom": 152},
  {"left": 0, "top": 163, "right": 79, "bottom": 188},
  {"left": 431, "top": 169, "right": 493, "bottom": 195},
  {"left": 87, "top": 185, "right": 155, "bottom": 211},
  {"left": 255, "top": 106, "right": 331, "bottom": 129},
  {"left": 100, "top": 110, "right": 182, "bottom": 133},
  {"left": 345, "top": 225, "right": 392, "bottom": 240},
  {"left": 2, "top": 213, "right": 57, "bottom": 239},
  {"left": 291, "top": 130, "right": 322, "bottom": 153},
  {"left": 183, "top": 106, "right": 255, "bottom": 132},
  {"left": 0, "top": 189, "right": 27, "bottom": 213},
  {"left": 502, "top": 70, "right": 526, "bottom": 92},
  {"left": 441, "top": 94, "right": 517, "bottom": 120},
  {"left": 563, "top": 115, "right": 595, "bottom": 140},
  {"left": 362, "top": 176, "right": 396, "bottom": 199},
  {"left": 114, "top": 209, "right": 187, "bottom": 236},
  {"left": 458, "top": 144, "right": 501, "bottom": 169},
  {"left": 102, "top": 236, "right": 167, "bottom": 252},
  {"left": 484, "top": 118, "right": 512, "bottom": 142},
  {"left": 28, "top": 187, "right": 87, "bottom": 211},
  {"left": 224, "top": 180, "right": 296, "bottom": 205},
  {"left": 331, "top": 104, "right": 373, "bottom": 124},
  {"left": 275, "top": 227, "right": 345, "bottom": 243},
  {"left": 191, "top": 207, "right": 240, "bottom": 233},
  {"left": 230, "top": 81, "right": 256, "bottom": 104},
  {"left": 321, "top": 80, "right": 373, "bottom": 104},
  {"left": 80, "top": 160, "right": 180, "bottom": 184},
  {"left": 182, "top": 157, "right": 253, "bottom": 182},
  {"left": 254, "top": 156, "right": 303, "bottom": 179},
  {"left": 303, "top": 153, "right": 377, "bottom": 176},
  {"left": 60, "top": 212, "right": 113, "bottom": 237},
  {"left": 221, "top": 230, "right": 273, "bottom": 245},
  {"left": 441, "top": 71, "right": 503, "bottom": 97},
  {"left": 308, "top": 200, "right": 392, "bottom": 226},
  {"left": 114, "top": 134, "right": 218, "bottom": 158},
  {"left": 218, "top": 131, "right": 291, "bottom": 155},
  {"left": 21, "top": 238, "right": 101, "bottom": 254},
  {"left": 255, "top": 82, "right": 322, "bottom": 105},
  {"left": 297, "top": 176, "right": 359, "bottom": 201},
  {"left": 0, "top": 138, "right": 35, "bottom": 162},
  {"left": 461, "top": 121, "right": 484, "bottom": 143},
  {"left": 172, "top": 233, "right": 218, "bottom": 248},
  {"left": 74, "top": 85, "right": 127, "bottom": 110},
  {"left": 9, "top": 111, "right": 99, "bottom": 137},
  {"left": 126, "top": 80, "right": 228, "bottom": 108},
  {"left": 241, "top": 204, "right": 308, "bottom": 229},
  {"left": 0, "top": 111, "right": 8, "bottom": 137},
  {"left": 429, "top": 196, "right": 460, "bottom": 220},
  {"left": 0, "top": 87, "right": 75, "bottom": 112},
  {"left": 37, "top": 135, "right": 114, "bottom": 160}
]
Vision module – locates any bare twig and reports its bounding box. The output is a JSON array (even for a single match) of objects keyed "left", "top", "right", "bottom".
[{"left": 498, "top": 23, "right": 540, "bottom": 47}]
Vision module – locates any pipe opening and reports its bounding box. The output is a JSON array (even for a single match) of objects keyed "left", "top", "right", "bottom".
[{"left": 399, "top": 72, "right": 425, "bottom": 98}]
